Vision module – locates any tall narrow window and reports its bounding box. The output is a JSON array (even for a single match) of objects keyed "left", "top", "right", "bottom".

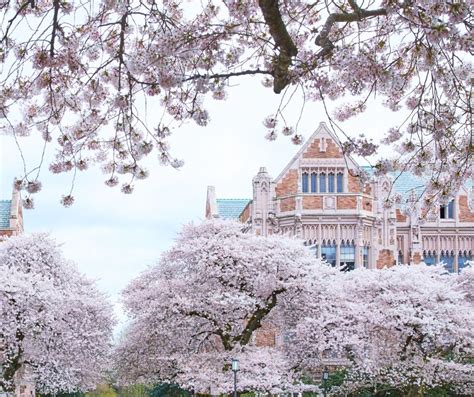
[
  {"left": 337, "top": 173, "right": 343, "bottom": 193},
  {"left": 458, "top": 250, "right": 472, "bottom": 272},
  {"left": 440, "top": 250, "right": 454, "bottom": 272},
  {"left": 321, "top": 241, "right": 336, "bottom": 266},
  {"left": 319, "top": 173, "right": 326, "bottom": 193},
  {"left": 302, "top": 172, "right": 309, "bottom": 193},
  {"left": 328, "top": 173, "right": 335, "bottom": 193},
  {"left": 363, "top": 246, "right": 370, "bottom": 268},
  {"left": 340, "top": 242, "right": 355, "bottom": 271},
  {"left": 448, "top": 200, "right": 454, "bottom": 219},
  {"left": 397, "top": 250, "right": 403, "bottom": 265},
  {"left": 423, "top": 250, "right": 436, "bottom": 266},
  {"left": 311, "top": 173, "right": 317, "bottom": 193},
  {"left": 440, "top": 200, "right": 454, "bottom": 219}
]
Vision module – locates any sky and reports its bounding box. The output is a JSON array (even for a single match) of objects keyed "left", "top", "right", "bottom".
[{"left": 0, "top": 76, "right": 401, "bottom": 330}]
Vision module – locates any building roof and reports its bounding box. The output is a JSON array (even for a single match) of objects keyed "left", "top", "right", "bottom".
[
  {"left": 216, "top": 199, "right": 251, "bottom": 219},
  {"left": 0, "top": 200, "right": 11, "bottom": 228},
  {"left": 361, "top": 166, "right": 473, "bottom": 201},
  {"left": 361, "top": 166, "right": 425, "bottom": 200}
]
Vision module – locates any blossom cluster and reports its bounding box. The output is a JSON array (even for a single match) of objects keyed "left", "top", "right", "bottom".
[
  {"left": 115, "top": 220, "right": 473, "bottom": 395},
  {"left": 0, "top": 1, "right": 470, "bottom": 205},
  {"left": 0, "top": 234, "right": 115, "bottom": 394}
]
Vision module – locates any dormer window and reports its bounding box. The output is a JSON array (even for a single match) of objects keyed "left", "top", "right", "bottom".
[{"left": 440, "top": 200, "right": 454, "bottom": 219}]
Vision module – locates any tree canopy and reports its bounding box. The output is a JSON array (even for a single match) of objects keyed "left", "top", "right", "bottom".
[
  {"left": 114, "top": 220, "right": 473, "bottom": 395},
  {"left": 0, "top": 233, "right": 115, "bottom": 394},
  {"left": 1, "top": 1, "right": 471, "bottom": 206},
  {"left": 115, "top": 219, "right": 332, "bottom": 394}
]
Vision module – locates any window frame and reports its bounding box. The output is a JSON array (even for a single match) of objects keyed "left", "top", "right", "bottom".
[
  {"left": 337, "top": 173, "right": 343, "bottom": 193},
  {"left": 319, "top": 173, "right": 327, "bottom": 193},
  {"left": 328, "top": 173, "right": 335, "bottom": 193},
  {"left": 310, "top": 172, "right": 317, "bottom": 193},
  {"left": 302, "top": 172, "right": 309, "bottom": 193}
]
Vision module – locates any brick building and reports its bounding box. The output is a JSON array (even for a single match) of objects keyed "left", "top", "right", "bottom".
[{"left": 206, "top": 122, "right": 474, "bottom": 272}]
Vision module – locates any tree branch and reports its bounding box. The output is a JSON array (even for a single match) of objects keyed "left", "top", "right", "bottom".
[
  {"left": 315, "top": 2, "right": 387, "bottom": 57},
  {"left": 50, "top": 0, "right": 60, "bottom": 57},
  {"left": 235, "top": 287, "right": 286, "bottom": 346},
  {"left": 183, "top": 69, "right": 272, "bottom": 83},
  {"left": 258, "top": 0, "right": 298, "bottom": 94}
]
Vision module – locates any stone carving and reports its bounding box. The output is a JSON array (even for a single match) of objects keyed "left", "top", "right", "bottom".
[{"left": 324, "top": 196, "right": 336, "bottom": 210}]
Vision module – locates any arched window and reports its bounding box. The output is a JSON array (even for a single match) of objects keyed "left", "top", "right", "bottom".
[
  {"left": 459, "top": 250, "right": 472, "bottom": 272},
  {"left": 423, "top": 250, "right": 436, "bottom": 266},
  {"left": 321, "top": 240, "right": 336, "bottom": 266},
  {"left": 440, "top": 250, "right": 454, "bottom": 272},
  {"left": 311, "top": 173, "right": 317, "bottom": 193},
  {"left": 328, "top": 173, "right": 335, "bottom": 193},
  {"left": 319, "top": 173, "right": 326, "bottom": 193},
  {"left": 340, "top": 241, "right": 355, "bottom": 271},
  {"left": 337, "top": 173, "right": 343, "bottom": 193},
  {"left": 302, "top": 172, "right": 309, "bottom": 193}
]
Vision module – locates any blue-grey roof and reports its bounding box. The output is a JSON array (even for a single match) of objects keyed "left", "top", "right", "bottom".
[
  {"left": 390, "top": 171, "right": 426, "bottom": 200},
  {"left": 217, "top": 199, "right": 251, "bottom": 219},
  {"left": 361, "top": 166, "right": 472, "bottom": 201},
  {"left": 0, "top": 200, "right": 11, "bottom": 228}
]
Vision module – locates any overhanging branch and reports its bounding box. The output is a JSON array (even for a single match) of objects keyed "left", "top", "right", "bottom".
[
  {"left": 258, "top": 0, "right": 298, "bottom": 94},
  {"left": 315, "top": 2, "right": 387, "bottom": 57}
]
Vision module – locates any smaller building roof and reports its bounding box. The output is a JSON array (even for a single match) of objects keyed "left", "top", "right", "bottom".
[
  {"left": 361, "top": 166, "right": 472, "bottom": 201},
  {"left": 0, "top": 200, "right": 12, "bottom": 228},
  {"left": 216, "top": 199, "right": 251, "bottom": 219},
  {"left": 390, "top": 171, "right": 426, "bottom": 200}
]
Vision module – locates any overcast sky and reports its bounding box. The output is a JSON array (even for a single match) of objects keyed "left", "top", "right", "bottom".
[{"left": 0, "top": 77, "right": 400, "bottom": 329}]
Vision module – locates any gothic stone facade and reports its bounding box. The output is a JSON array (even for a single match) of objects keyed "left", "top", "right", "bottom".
[{"left": 206, "top": 122, "right": 474, "bottom": 272}]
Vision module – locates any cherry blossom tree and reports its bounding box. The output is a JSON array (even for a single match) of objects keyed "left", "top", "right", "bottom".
[
  {"left": 290, "top": 264, "right": 474, "bottom": 396},
  {"left": 114, "top": 219, "right": 332, "bottom": 394},
  {"left": 0, "top": 233, "right": 115, "bottom": 394},
  {"left": 1, "top": 1, "right": 471, "bottom": 206}
]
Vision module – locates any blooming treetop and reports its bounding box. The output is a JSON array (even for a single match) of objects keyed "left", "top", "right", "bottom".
[
  {"left": 115, "top": 219, "right": 333, "bottom": 394},
  {"left": 0, "top": 1, "right": 471, "bottom": 206},
  {"left": 290, "top": 264, "right": 474, "bottom": 395},
  {"left": 0, "top": 234, "right": 115, "bottom": 394}
]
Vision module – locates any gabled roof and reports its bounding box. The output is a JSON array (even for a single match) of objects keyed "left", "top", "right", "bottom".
[
  {"left": 0, "top": 200, "right": 11, "bottom": 228},
  {"left": 216, "top": 199, "right": 251, "bottom": 219},
  {"left": 274, "top": 122, "right": 359, "bottom": 183}
]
